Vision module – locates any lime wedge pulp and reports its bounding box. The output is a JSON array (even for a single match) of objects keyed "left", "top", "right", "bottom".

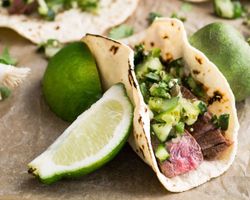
[{"left": 28, "top": 83, "right": 133, "bottom": 184}]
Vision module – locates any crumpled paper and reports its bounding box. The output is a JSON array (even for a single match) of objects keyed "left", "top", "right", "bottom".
[{"left": 0, "top": 0, "right": 249, "bottom": 199}]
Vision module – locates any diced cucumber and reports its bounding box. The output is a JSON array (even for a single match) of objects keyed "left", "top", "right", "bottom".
[
  {"left": 152, "top": 123, "right": 172, "bottom": 142},
  {"left": 149, "top": 83, "right": 170, "bottom": 98},
  {"left": 214, "top": 0, "right": 234, "bottom": 19},
  {"left": 180, "top": 98, "right": 200, "bottom": 125},
  {"left": 155, "top": 144, "right": 170, "bottom": 162},
  {"left": 160, "top": 71, "right": 174, "bottom": 83},
  {"left": 150, "top": 48, "right": 161, "bottom": 58},
  {"left": 148, "top": 97, "right": 179, "bottom": 113},
  {"left": 135, "top": 57, "right": 163, "bottom": 79},
  {"left": 233, "top": 1, "right": 244, "bottom": 18},
  {"left": 175, "top": 122, "right": 185, "bottom": 134},
  {"left": 147, "top": 57, "right": 163, "bottom": 71},
  {"left": 145, "top": 72, "right": 160, "bottom": 82},
  {"left": 135, "top": 62, "right": 149, "bottom": 79},
  {"left": 168, "top": 79, "right": 179, "bottom": 88},
  {"left": 154, "top": 105, "right": 181, "bottom": 125}
]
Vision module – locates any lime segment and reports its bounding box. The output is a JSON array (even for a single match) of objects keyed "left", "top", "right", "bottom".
[
  {"left": 53, "top": 100, "right": 123, "bottom": 166},
  {"left": 28, "top": 83, "right": 133, "bottom": 184}
]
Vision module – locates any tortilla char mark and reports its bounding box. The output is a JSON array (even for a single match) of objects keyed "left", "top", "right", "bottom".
[
  {"left": 109, "top": 45, "right": 119, "bottom": 55},
  {"left": 158, "top": 131, "right": 203, "bottom": 178},
  {"left": 208, "top": 91, "right": 223, "bottom": 105}
]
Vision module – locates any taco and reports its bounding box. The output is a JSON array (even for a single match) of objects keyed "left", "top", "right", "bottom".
[
  {"left": 0, "top": 0, "right": 138, "bottom": 44},
  {"left": 82, "top": 18, "right": 239, "bottom": 192}
]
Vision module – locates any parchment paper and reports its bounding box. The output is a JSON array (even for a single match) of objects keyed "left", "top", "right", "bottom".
[{"left": 0, "top": 0, "right": 249, "bottom": 199}]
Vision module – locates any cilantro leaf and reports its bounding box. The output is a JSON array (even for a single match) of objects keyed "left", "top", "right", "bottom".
[
  {"left": 170, "top": 12, "right": 186, "bottom": 22},
  {"left": 147, "top": 12, "right": 163, "bottom": 25},
  {"left": 0, "top": 86, "right": 11, "bottom": 101},
  {"left": 108, "top": 24, "right": 134, "bottom": 40},
  {"left": 77, "top": 0, "right": 100, "bottom": 13},
  {"left": 0, "top": 47, "right": 17, "bottom": 65}
]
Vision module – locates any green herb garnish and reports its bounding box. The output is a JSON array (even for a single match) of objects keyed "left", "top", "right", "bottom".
[
  {"left": 218, "top": 114, "right": 230, "bottom": 130},
  {"left": 0, "top": 87, "right": 11, "bottom": 101},
  {"left": 212, "top": 114, "right": 230, "bottom": 130},
  {"left": 170, "top": 12, "right": 186, "bottom": 22},
  {"left": 184, "top": 76, "right": 206, "bottom": 99},
  {"left": 147, "top": 12, "right": 163, "bottom": 25},
  {"left": 0, "top": 47, "right": 17, "bottom": 65},
  {"left": 134, "top": 44, "right": 145, "bottom": 66},
  {"left": 37, "top": 39, "right": 64, "bottom": 58},
  {"left": 77, "top": 0, "right": 100, "bottom": 13},
  {"left": 108, "top": 24, "right": 134, "bottom": 40},
  {"left": 197, "top": 101, "right": 207, "bottom": 115}
]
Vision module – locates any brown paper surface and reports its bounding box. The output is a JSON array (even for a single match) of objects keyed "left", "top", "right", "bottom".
[{"left": 0, "top": 0, "right": 249, "bottom": 199}]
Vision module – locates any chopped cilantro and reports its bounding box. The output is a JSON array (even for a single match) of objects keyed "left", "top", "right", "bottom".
[
  {"left": 134, "top": 44, "right": 145, "bottom": 66},
  {"left": 170, "top": 12, "right": 186, "bottom": 22},
  {"left": 0, "top": 47, "right": 17, "bottom": 65},
  {"left": 0, "top": 87, "right": 11, "bottom": 101},
  {"left": 77, "top": 0, "right": 100, "bottom": 13},
  {"left": 218, "top": 114, "right": 230, "bottom": 130},
  {"left": 211, "top": 114, "right": 230, "bottom": 131},
  {"left": 147, "top": 12, "right": 163, "bottom": 24},
  {"left": 37, "top": 39, "right": 64, "bottom": 58},
  {"left": 197, "top": 101, "right": 207, "bottom": 115},
  {"left": 108, "top": 24, "right": 134, "bottom": 40}
]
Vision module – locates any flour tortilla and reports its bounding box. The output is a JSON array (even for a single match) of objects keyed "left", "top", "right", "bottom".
[
  {"left": 0, "top": 0, "right": 138, "bottom": 44},
  {"left": 82, "top": 18, "right": 239, "bottom": 192}
]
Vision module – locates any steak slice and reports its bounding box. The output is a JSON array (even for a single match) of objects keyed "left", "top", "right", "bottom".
[
  {"left": 196, "top": 129, "right": 227, "bottom": 150},
  {"left": 181, "top": 86, "right": 197, "bottom": 100},
  {"left": 203, "top": 141, "right": 231, "bottom": 159},
  {"left": 187, "top": 112, "right": 216, "bottom": 140},
  {"left": 188, "top": 112, "right": 231, "bottom": 160},
  {"left": 158, "top": 131, "right": 203, "bottom": 178}
]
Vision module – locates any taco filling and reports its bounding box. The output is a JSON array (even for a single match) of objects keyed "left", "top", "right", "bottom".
[
  {"left": 134, "top": 45, "right": 231, "bottom": 178},
  {"left": 1, "top": 0, "right": 99, "bottom": 20}
]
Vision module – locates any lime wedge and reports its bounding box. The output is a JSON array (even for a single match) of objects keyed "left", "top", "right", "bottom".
[{"left": 28, "top": 83, "right": 133, "bottom": 184}]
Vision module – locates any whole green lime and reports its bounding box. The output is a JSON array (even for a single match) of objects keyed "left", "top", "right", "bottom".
[
  {"left": 43, "top": 42, "right": 102, "bottom": 122},
  {"left": 190, "top": 22, "right": 250, "bottom": 102}
]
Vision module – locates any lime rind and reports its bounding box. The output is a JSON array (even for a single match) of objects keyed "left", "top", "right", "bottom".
[{"left": 28, "top": 83, "right": 133, "bottom": 184}]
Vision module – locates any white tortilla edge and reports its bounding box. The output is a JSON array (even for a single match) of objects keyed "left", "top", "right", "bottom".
[
  {"left": 82, "top": 18, "right": 239, "bottom": 192},
  {"left": 0, "top": 0, "right": 138, "bottom": 44}
]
